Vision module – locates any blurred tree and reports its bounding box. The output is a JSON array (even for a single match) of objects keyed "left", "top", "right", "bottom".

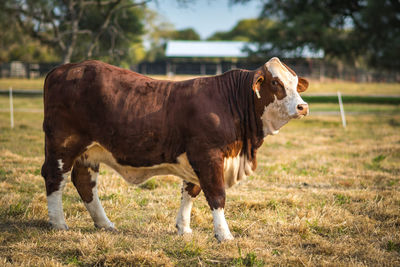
[
  {"left": 71, "top": 2, "right": 145, "bottom": 65},
  {"left": 0, "top": 5, "right": 59, "bottom": 63},
  {"left": 142, "top": 9, "right": 175, "bottom": 61},
  {"left": 231, "top": 0, "right": 400, "bottom": 70},
  {"left": 171, "top": 28, "right": 201, "bottom": 40},
  {"left": 142, "top": 9, "right": 200, "bottom": 61},
  {"left": 207, "top": 18, "right": 275, "bottom": 41},
  {"left": 3, "top": 0, "right": 146, "bottom": 64},
  {"left": 358, "top": 0, "right": 400, "bottom": 70}
]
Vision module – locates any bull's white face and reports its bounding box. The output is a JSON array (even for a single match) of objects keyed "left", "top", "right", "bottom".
[{"left": 257, "top": 57, "right": 309, "bottom": 136}]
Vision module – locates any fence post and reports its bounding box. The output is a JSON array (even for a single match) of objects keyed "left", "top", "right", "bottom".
[
  {"left": 319, "top": 61, "right": 325, "bottom": 82},
  {"left": 200, "top": 63, "right": 206, "bottom": 75},
  {"left": 9, "top": 86, "right": 14, "bottom": 128},
  {"left": 216, "top": 62, "right": 222, "bottom": 75},
  {"left": 337, "top": 91, "right": 346, "bottom": 128}
]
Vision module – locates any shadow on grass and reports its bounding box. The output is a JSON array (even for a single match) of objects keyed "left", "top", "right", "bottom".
[
  {"left": 0, "top": 218, "right": 130, "bottom": 237},
  {"left": 0, "top": 218, "right": 50, "bottom": 232}
]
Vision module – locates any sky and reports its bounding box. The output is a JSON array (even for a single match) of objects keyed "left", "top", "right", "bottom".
[{"left": 147, "top": 0, "right": 261, "bottom": 39}]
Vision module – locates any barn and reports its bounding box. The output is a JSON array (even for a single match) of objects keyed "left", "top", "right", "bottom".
[{"left": 137, "top": 40, "right": 324, "bottom": 77}]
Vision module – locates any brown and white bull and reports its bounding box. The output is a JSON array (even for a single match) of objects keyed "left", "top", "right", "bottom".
[{"left": 41, "top": 57, "right": 309, "bottom": 242}]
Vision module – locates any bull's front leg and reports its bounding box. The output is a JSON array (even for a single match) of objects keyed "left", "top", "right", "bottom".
[
  {"left": 208, "top": 190, "right": 233, "bottom": 242},
  {"left": 188, "top": 149, "right": 234, "bottom": 242}
]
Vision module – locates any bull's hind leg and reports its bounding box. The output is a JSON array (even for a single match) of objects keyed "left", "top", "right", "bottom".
[
  {"left": 71, "top": 160, "right": 115, "bottom": 230},
  {"left": 176, "top": 180, "right": 201, "bottom": 235},
  {"left": 42, "top": 123, "right": 91, "bottom": 230},
  {"left": 41, "top": 155, "right": 73, "bottom": 230}
]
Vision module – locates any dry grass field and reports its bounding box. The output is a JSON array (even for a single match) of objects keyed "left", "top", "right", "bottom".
[
  {"left": 0, "top": 93, "right": 400, "bottom": 266},
  {"left": 0, "top": 78, "right": 45, "bottom": 91}
]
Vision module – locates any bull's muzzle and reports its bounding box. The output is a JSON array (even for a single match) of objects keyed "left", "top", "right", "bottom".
[{"left": 296, "top": 103, "right": 309, "bottom": 117}]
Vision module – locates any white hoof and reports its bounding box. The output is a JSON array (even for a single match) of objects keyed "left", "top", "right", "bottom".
[
  {"left": 95, "top": 222, "right": 116, "bottom": 231},
  {"left": 176, "top": 224, "right": 193, "bottom": 235},
  {"left": 215, "top": 232, "right": 234, "bottom": 242},
  {"left": 50, "top": 222, "right": 69, "bottom": 230},
  {"left": 212, "top": 208, "right": 234, "bottom": 242}
]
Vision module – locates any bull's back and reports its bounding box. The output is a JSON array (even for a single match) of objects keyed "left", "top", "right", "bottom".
[
  {"left": 42, "top": 60, "right": 186, "bottom": 166},
  {"left": 44, "top": 60, "right": 172, "bottom": 116}
]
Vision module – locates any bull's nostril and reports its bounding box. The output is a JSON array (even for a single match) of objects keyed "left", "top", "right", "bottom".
[{"left": 297, "top": 104, "right": 303, "bottom": 111}]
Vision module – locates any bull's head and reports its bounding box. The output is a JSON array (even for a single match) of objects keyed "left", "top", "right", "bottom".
[{"left": 252, "top": 57, "right": 309, "bottom": 136}]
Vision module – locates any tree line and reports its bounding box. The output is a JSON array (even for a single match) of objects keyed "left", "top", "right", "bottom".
[
  {"left": 231, "top": 0, "right": 400, "bottom": 71},
  {"left": 0, "top": 0, "right": 399, "bottom": 71}
]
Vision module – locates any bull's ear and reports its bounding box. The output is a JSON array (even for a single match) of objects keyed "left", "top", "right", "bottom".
[
  {"left": 252, "top": 71, "right": 264, "bottom": 99},
  {"left": 297, "top": 77, "right": 309, "bottom": 93}
]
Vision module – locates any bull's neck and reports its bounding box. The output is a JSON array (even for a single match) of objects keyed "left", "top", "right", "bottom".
[{"left": 220, "top": 69, "right": 265, "bottom": 152}]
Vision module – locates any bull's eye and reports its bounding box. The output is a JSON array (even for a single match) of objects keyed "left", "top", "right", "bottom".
[{"left": 272, "top": 80, "right": 278, "bottom": 86}]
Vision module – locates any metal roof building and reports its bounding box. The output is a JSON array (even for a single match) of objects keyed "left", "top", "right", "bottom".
[
  {"left": 165, "top": 41, "right": 250, "bottom": 58},
  {"left": 138, "top": 40, "right": 324, "bottom": 76},
  {"left": 165, "top": 40, "right": 324, "bottom": 59},
  {"left": 162, "top": 40, "right": 324, "bottom": 76}
]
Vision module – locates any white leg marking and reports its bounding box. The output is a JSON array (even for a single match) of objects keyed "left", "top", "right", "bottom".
[
  {"left": 84, "top": 169, "right": 115, "bottom": 230},
  {"left": 47, "top": 174, "right": 69, "bottom": 230},
  {"left": 212, "top": 208, "right": 234, "bottom": 242},
  {"left": 176, "top": 183, "right": 194, "bottom": 235},
  {"left": 57, "top": 159, "right": 64, "bottom": 171}
]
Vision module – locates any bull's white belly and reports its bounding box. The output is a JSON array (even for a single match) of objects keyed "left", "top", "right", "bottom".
[{"left": 81, "top": 142, "right": 252, "bottom": 188}]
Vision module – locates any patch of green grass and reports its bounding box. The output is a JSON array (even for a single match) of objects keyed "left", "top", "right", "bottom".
[
  {"left": 386, "top": 241, "right": 400, "bottom": 253},
  {"left": 25, "top": 168, "right": 41, "bottom": 176},
  {"left": 65, "top": 256, "right": 83, "bottom": 266},
  {"left": 318, "top": 165, "right": 329, "bottom": 175},
  {"left": 139, "top": 178, "right": 159, "bottom": 190},
  {"left": 285, "top": 141, "right": 294, "bottom": 148},
  {"left": 166, "top": 241, "right": 203, "bottom": 259},
  {"left": 365, "top": 154, "right": 390, "bottom": 172},
  {"left": 271, "top": 249, "right": 280, "bottom": 256},
  {"left": 267, "top": 199, "right": 279, "bottom": 210},
  {"left": 232, "top": 247, "right": 264, "bottom": 267},
  {"left": 373, "top": 154, "right": 386, "bottom": 164},
  {"left": 387, "top": 179, "right": 398, "bottom": 187},
  {"left": 0, "top": 169, "right": 12, "bottom": 181},
  {"left": 305, "top": 219, "right": 349, "bottom": 239},
  {"left": 306, "top": 219, "right": 323, "bottom": 235},
  {"left": 137, "top": 197, "right": 149, "bottom": 207},
  {"left": 334, "top": 194, "right": 351, "bottom": 205},
  {"left": 99, "top": 193, "right": 119, "bottom": 201},
  {"left": 2, "top": 201, "right": 26, "bottom": 217},
  {"left": 62, "top": 248, "right": 84, "bottom": 266}
]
